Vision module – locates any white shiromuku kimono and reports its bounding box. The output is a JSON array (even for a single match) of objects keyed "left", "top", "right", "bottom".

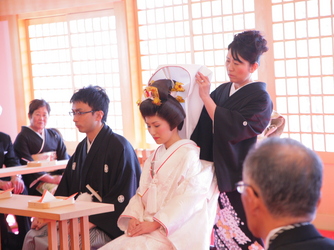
[{"left": 99, "top": 139, "right": 218, "bottom": 250}]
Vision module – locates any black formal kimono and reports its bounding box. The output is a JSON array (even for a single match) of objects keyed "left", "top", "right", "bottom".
[
  {"left": 191, "top": 81, "right": 272, "bottom": 249},
  {"left": 14, "top": 126, "right": 69, "bottom": 195},
  {"left": 0, "top": 132, "right": 31, "bottom": 249},
  {"left": 0, "top": 132, "right": 20, "bottom": 169},
  {"left": 192, "top": 81, "right": 272, "bottom": 192},
  {"left": 268, "top": 223, "right": 334, "bottom": 250},
  {"left": 55, "top": 124, "right": 141, "bottom": 240}
]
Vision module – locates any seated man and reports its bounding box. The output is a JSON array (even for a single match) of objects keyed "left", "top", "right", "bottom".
[
  {"left": 0, "top": 131, "right": 31, "bottom": 249},
  {"left": 23, "top": 86, "right": 141, "bottom": 249},
  {"left": 238, "top": 137, "right": 334, "bottom": 250}
]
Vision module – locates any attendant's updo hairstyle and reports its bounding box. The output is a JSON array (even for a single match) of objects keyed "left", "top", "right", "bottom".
[
  {"left": 228, "top": 30, "right": 268, "bottom": 65},
  {"left": 139, "top": 79, "right": 186, "bottom": 131}
]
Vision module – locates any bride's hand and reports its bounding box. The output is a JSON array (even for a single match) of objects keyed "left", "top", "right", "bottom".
[{"left": 127, "top": 221, "right": 160, "bottom": 237}]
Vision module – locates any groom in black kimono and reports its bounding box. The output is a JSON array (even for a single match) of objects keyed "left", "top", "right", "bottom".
[
  {"left": 240, "top": 137, "right": 334, "bottom": 250},
  {"left": 23, "top": 86, "right": 141, "bottom": 249}
]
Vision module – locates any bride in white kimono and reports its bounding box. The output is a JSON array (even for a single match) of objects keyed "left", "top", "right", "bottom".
[{"left": 99, "top": 79, "right": 218, "bottom": 250}]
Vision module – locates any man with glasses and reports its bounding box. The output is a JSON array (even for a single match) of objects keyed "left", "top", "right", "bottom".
[
  {"left": 23, "top": 86, "right": 141, "bottom": 249},
  {"left": 238, "top": 137, "right": 334, "bottom": 250}
]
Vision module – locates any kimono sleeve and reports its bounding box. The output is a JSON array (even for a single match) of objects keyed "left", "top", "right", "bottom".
[
  {"left": 52, "top": 130, "right": 70, "bottom": 160},
  {"left": 117, "top": 193, "right": 145, "bottom": 232},
  {"left": 1, "top": 133, "right": 20, "bottom": 168},
  {"left": 14, "top": 132, "right": 47, "bottom": 181},
  {"left": 54, "top": 157, "right": 74, "bottom": 197},
  {"left": 213, "top": 90, "right": 272, "bottom": 144},
  {"left": 56, "top": 139, "right": 69, "bottom": 160},
  {"left": 190, "top": 107, "right": 214, "bottom": 161},
  {"left": 89, "top": 140, "right": 141, "bottom": 239},
  {"left": 14, "top": 133, "right": 34, "bottom": 164}
]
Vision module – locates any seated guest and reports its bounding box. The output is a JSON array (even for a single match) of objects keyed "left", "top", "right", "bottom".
[
  {"left": 0, "top": 131, "right": 31, "bottom": 249},
  {"left": 14, "top": 99, "right": 70, "bottom": 195},
  {"left": 238, "top": 137, "right": 334, "bottom": 250},
  {"left": 23, "top": 86, "right": 141, "bottom": 249},
  {"left": 99, "top": 79, "right": 218, "bottom": 250}
]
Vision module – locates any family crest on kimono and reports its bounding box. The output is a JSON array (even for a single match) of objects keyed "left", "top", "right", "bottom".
[
  {"left": 99, "top": 79, "right": 218, "bottom": 250},
  {"left": 14, "top": 99, "right": 70, "bottom": 195},
  {"left": 22, "top": 86, "right": 141, "bottom": 250},
  {"left": 191, "top": 30, "right": 273, "bottom": 249}
]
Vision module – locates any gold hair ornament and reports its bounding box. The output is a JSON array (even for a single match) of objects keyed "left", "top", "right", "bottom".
[
  {"left": 171, "top": 81, "right": 185, "bottom": 92},
  {"left": 175, "top": 96, "right": 185, "bottom": 103},
  {"left": 137, "top": 86, "right": 162, "bottom": 106},
  {"left": 137, "top": 80, "right": 185, "bottom": 106},
  {"left": 171, "top": 81, "right": 185, "bottom": 103}
]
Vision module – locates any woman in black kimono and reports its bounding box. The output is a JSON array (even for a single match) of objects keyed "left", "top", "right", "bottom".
[
  {"left": 14, "top": 99, "right": 69, "bottom": 195},
  {"left": 191, "top": 30, "right": 273, "bottom": 249}
]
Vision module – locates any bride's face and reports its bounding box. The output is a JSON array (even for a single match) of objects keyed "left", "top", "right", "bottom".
[{"left": 145, "top": 115, "right": 177, "bottom": 149}]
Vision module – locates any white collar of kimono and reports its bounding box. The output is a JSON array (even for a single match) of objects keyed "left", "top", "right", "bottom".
[
  {"left": 264, "top": 222, "right": 311, "bottom": 250},
  {"left": 86, "top": 137, "right": 93, "bottom": 153},
  {"left": 264, "top": 226, "right": 285, "bottom": 249},
  {"left": 229, "top": 82, "right": 255, "bottom": 96},
  {"left": 152, "top": 139, "right": 195, "bottom": 171},
  {"left": 86, "top": 124, "right": 104, "bottom": 153}
]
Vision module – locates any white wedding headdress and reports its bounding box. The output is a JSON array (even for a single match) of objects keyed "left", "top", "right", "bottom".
[{"left": 147, "top": 64, "right": 213, "bottom": 139}]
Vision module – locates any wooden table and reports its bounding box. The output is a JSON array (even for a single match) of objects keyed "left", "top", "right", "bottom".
[
  {"left": 0, "top": 194, "right": 114, "bottom": 250},
  {"left": 0, "top": 160, "right": 68, "bottom": 178}
]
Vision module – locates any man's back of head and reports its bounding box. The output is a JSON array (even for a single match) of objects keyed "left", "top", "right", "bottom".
[
  {"left": 240, "top": 137, "right": 326, "bottom": 244},
  {"left": 244, "top": 137, "right": 323, "bottom": 220},
  {"left": 242, "top": 138, "right": 334, "bottom": 250}
]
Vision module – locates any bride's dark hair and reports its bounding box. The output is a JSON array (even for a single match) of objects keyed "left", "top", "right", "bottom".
[{"left": 139, "top": 79, "right": 185, "bottom": 131}]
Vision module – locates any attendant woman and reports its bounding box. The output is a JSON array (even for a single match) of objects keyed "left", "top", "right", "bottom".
[
  {"left": 191, "top": 30, "right": 273, "bottom": 249},
  {"left": 14, "top": 99, "right": 69, "bottom": 195},
  {"left": 99, "top": 79, "right": 218, "bottom": 250}
]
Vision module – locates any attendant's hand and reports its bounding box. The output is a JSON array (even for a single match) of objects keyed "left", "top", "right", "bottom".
[
  {"left": 127, "top": 220, "right": 161, "bottom": 237},
  {"left": 196, "top": 72, "right": 211, "bottom": 101},
  {"left": 11, "top": 175, "right": 25, "bottom": 194},
  {"left": 195, "top": 72, "right": 216, "bottom": 120}
]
